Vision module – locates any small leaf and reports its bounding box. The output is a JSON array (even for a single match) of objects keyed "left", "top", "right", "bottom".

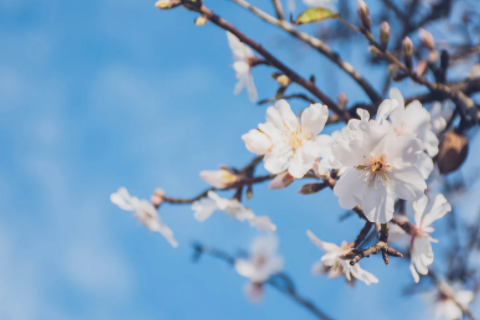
[{"left": 290, "top": 7, "right": 340, "bottom": 26}]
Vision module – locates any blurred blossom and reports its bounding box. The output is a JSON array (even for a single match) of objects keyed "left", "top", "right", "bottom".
[
  {"left": 235, "top": 235, "right": 284, "bottom": 301},
  {"left": 226, "top": 32, "right": 258, "bottom": 102},
  {"left": 200, "top": 168, "right": 240, "bottom": 189},
  {"left": 410, "top": 193, "right": 451, "bottom": 283},
  {"left": 424, "top": 281, "right": 474, "bottom": 320},
  {"left": 303, "top": 0, "right": 338, "bottom": 10},
  {"left": 110, "top": 187, "right": 178, "bottom": 247},
  {"left": 242, "top": 100, "right": 331, "bottom": 179},
  {"left": 191, "top": 191, "right": 276, "bottom": 232},
  {"left": 306, "top": 230, "right": 378, "bottom": 285}
]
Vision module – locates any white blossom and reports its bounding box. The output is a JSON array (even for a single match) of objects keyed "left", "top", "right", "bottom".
[
  {"left": 410, "top": 193, "right": 451, "bottom": 283},
  {"left": 389, "top": 88, "right": 439, "bottom": 158},
  {"left": 306, "top": 230, "right": 379, "bottom": 285},
  {"left": 110, "top": 187, "right": 178, "bottom": 248},
  {"left": 424, "top": 281, "right": 474, "bottom": 320},
  {"left": 332, "top": 104, "right": 427, "bottom": 223},
  {"left": 191, "top": 191, "right": 276, "bottom": 232},
  {"left": 227, "top": 32, "right": 258, "bottom": 102},
  {"left": 242, "top": 99, "right": 331, "bottom": 179},
  {"left": 235, "top": 235, "right": 284, "bottom": 283},
  {"left": 199, "top": 168, "right": 239, "bottom": 189}
]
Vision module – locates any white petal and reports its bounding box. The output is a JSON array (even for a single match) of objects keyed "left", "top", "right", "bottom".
[
  {"left": 390, "top": 166, "right": 426, "bottom": 201},
  {"left": 288, "top": 147, "right": 315, "bottom": 179},
  {"left": 227, "top": 32, "right": 251, "bottom": 61},
  {"left": 233, "top": 78, "right": 245, "bottom": 96},
  {"left": 362, "top": 182, "right": 395, "bottom": 223},
  {"left": 245, "top": 74, "right": 258, "bottom": 103},
  {"left": 333, "top": 168, "right": 368, "bottom": 209},
  {"left": 416, "top": 152, "right": 434, "bottom": 179},
  {"left": 306, "top": 230, "right": 340, "bottom": 253},
  {"left": 266, "top": 100, "right": 297, "bottom": 131},
  {"left": 350, "top": 263, "right": 379, "bottom": 285},
  {"left": 191, "top": 198, "right": 218, "bottom": 222},
  {"left": 413, "top": 195, "right": 428, "bottom": 226},
  {"left": 303, "top": 134, "right": 333, "bottom": 158},
  {"left": 263, "top": 148, "right": 291, "bottom": 174},
  {"left": 410, "top": 262, "right": 420, "bottom": 283},
  {"left": 421, "top": 193, "right": 451, "bottom": 228},
  {"left": 300, "top": 103, "right": 329, "bottom": 136},
  {"left": 242, "top": 129, "right": 272, "bottom": 155},
  {"left": 249, "top": 216, "right": 277, "bottom": 232},
  {"left": 384, "top": 134, "right": 422, "bottom": 169},
  {"left": 422, "top": 129, "right": 440, "bottom": 157},
  {"left": 269, "top": 171, "right": 295, "bottom": 189},
  {"left": 412, "top": 236, "right": 433, "bottom": 275},
  {"left": 389, "top": 88, "right": 405, "bottom": 129},
  {"left": 356, "top": 108, "right": 370, "bottom": 121},
  {"left": 111, "top": 187, "right": 139, "bottom": 211},
  {"left": 235, "top": 259, "right": 256, "bottom": 278},
  {"left": 376, "top": 99, "right": 398, "bottom": 123},
  {"left": 332, "top": 138, "right": 370, "bottom": 168}
]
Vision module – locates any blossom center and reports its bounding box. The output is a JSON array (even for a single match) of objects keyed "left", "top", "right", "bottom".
[
  {"left": 355, "top": 155, "right": 392, "bottom": 189},
  {"left": 281, "top": 117, "right": 312, "bottom": 151}
]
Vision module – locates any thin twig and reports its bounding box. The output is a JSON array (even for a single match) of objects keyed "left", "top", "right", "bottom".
[
  {"left": 192, "top": 244, "right": 336, "bottom": 320},
  {"left": 229, "top": 0, "right": 382, "bottom": 105}
]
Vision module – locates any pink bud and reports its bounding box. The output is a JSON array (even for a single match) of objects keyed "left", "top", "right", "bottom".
[{"left": 269, "top": 172, "right": 295, "bottom": 189}]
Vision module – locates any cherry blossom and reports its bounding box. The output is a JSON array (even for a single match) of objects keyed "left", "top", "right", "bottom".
[
  {"left": 199, "top": 168, "right": 239, "bottom": 189},
  {"left": 235, "top": 235, "right": 284, "bottom": 301},
  {"left": 242, "top": 99, "right": 332, "bottom": 179},
  {"left": 110, "top": 187, "right": 178, "bottom": 248},
  {"left": 226, "top": 32, "right": 258, "bottom": 102},
  {"left": 425, "top": 281, "right": 474, "bottom": 320},
  {"left": 410, "top": 193, "right": 451, "bottom": 283},
  {"left": 306, "top": 230, "right": 379, "bottom": 285},
  {"left": 191, "top": 191, "right": 276, "bottom": 232},
  {"left": 332, "top": 106, "right": 427, "bottom": 223}
]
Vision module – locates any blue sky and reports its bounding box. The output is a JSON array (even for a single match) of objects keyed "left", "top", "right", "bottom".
[{"left": 0, "top": 0, "right": 479, "bottom": 319}]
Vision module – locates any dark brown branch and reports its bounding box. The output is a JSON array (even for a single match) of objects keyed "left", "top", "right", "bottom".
[
  {"left": 258, "top": 93, "right": 317, "bottom": 105},
  {"left": 186, "top": 3, "right": 350, "bottom": 121},
  {"left": 192, "top": 244, "right": 335, "bottom": 320},
  {"left": 230, "top": 0, "right": 382, "bottom": 105},
  {"left": 349, "top": 221, "right": 373, "bottom": 248}
]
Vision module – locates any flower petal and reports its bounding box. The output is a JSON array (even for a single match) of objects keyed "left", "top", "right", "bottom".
[
  {"left": 300, "top": 103, "right": 329, "bottom": 136},
  {"left": 390, "top": 166, "right": 426, "bottom": 201}
]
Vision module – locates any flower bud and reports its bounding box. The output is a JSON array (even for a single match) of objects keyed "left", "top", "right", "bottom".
[
  {"left": 402, "top": 37, "right": 414, "bottom": 69},
  {"left": 418, "top": 28, "right": 435, "bottom": 51},
  {"left": 368, "top": 45, "right": 382, "bottom": 57},
  {"left": 357, "top": 0, "right": 371, "bottom": 31},
  {"left": 194, "top": 15, "right": 208, "bottom": 26},
  {"left": 276, "top": 74, "right": 291, "bottom": 87},
  {"left": 246, "top": 184, "right": 253, "bottom": 200},
  {"left": 151, "top": 188, "right": 165, "bottom": 206},
  {"left": 337, "top": 93, "right": 348, "bottom": 110},
  {"left": 298, "top": 183, "right": 327, "bottom": 195},
  {"left": 200, "top": 169, "right": 240, "bottom": 189},
  {"left": 379, "top": 21, "right": 390, "bottom": 50},
  {"left": 414, "top": 59, "right": 428, "bottom": 77},
  {"left": 155, "top": 0, "right": 172, "bottom": 9},
  {"left": 269, "top": 171, "right": 295, "bottom": 189}
]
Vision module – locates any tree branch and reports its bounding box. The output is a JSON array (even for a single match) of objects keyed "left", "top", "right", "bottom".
[{"left": 229, "top": 0, "right": 382, "bottom": 105}]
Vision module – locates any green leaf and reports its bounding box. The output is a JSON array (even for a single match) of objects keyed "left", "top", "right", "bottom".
[{"left": 290, "top": 7, "right": 340, "bottom": 26}]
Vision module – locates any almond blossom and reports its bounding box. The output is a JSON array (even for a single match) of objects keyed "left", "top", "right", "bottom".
[
  {"left": 226, "top": 32, "right": 258, "bottom": 102},
  {"left": 424, "top": 281, "right": 474, "bottom": 320},
  {"left": 306, "top": 230, "right": 379, "bottom": 285},
  {"left": 199, "top": 168, "right": 240, "bottom": 189},
  {"left": 332, "top": 104, "right": 427, "bottom": 223},
  {"left": 191, "top": 191, "right": 276, "bottom": 232},
  {"left": 389, "top": 88, "right": 437, "bottom": 178},
  {"left": 242, "top": 100, "right": 332, "bottom": 179},
  {"left": 110, "top": 187, "right": 178, "bottom": 248},
  {"left": 410, "top": 193, "right": 451, "bottom": 283},
  {"left": 235, "top": 235, "right": 284, "bottom": 301}
]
